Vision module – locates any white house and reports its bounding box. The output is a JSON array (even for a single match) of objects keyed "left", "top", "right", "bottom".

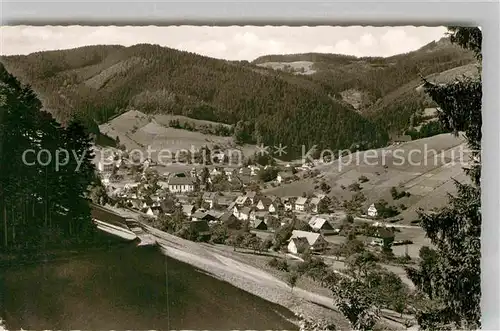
[
  {"left": 295, "top": 197, "right": 308, "bottom": 212},
  {"left": 168, "top": 176, "right": 195, "bottom": 193},
  {"left": 287, "top": 237, "right": 310, "bottom": 255},
  {"left": 232, "top": 205, "right": 240, "bottom": 218},
  {"left": 368, "top": 203, "right": 378, "bottom": 218},
  {"left": 145, "top": 207, "right": 156, "bottom": 217},
  {"left": 256, "top": 197, "right": 271, "bottom": 211}
]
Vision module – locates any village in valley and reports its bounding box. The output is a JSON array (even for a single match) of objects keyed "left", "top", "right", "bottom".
[
  {"left": 92, "top": 136, "right": 424, "bottom": 289},
  {"left": 1, "top": 25, "right": 483, "bottom": 331}
]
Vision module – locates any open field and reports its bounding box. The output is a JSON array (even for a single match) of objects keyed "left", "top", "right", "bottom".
[
  {"left": 256, "top": 61, "right": 317, "bottom": 75},
  {"left": 264, "top": 133, "right": 469, "bottom": 224},
  {"left": 415, "top": 63, "right": 479, "bottom": 92},
  {"left": 99, "top": 110, "right": 258, "bottom": 164}
]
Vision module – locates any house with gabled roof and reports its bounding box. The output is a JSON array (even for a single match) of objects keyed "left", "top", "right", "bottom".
[
  {"left": 220, "top": 211, "right": 239, "bottom": 228},
  {"left": 246, "top": 191, "right": 258, "bottom": 204},
  {"left": 251, "top": 218, "right": 268, "bottom": 230},
  {"left": 168, "top": 175, "right": 195, "bottom": 193},
  {"left": 309, "top": 197, "right": 322, "bottom": 213},
  {"left": 182, "top": 204, "right": 195, "bottom": 217},
  {"left": 289, "top": 230, "right": 328, "bottom": 252},
  {"left": 295, "top": 197, "right": 308, "bottom": 212},
  {"left": 190, "top": 209, "right": 217, "bottom": 223},
  {"left": 268, "top": 197, "right": 282, "bottom": 213},
  {"left": 308, "top": 215, "right": 337, "bottom": 235},
  {"left": 235, "top": 195, "right": 249, "bottom": 206},
  {"left": 237, "top": 206, "right": 252, "bottom": 221},
  {"left": 203, "top": 192, "right": 218, "bottom": 209},
  {"left": 250, "top": 210, "right": 269, "bottom": 222},
  {"left": 288, "top": 237, "right": 310, "bottom": 255},
  {"left": 276, "top": 171, "right": 294, "bottom": 184},
  {"left": 256, "top": 196, "right": 275, "bottom": 211}
]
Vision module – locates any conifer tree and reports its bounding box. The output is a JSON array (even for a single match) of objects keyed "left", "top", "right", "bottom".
[
  {"left": 405, "top": 27, "right": 482, "bottom": 330},
  {"left": 0, "top": 63, "right": 97, "bottom": 250}
]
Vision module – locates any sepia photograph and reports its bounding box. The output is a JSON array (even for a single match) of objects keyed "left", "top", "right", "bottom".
[{"left": 0, "top": 24, "right": 482, "bottom": 330}]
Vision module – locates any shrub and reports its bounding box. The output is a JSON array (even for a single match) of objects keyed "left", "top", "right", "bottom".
[
  {"left": 348, "top": 182, "right": 362, "bottom": 192},
  {"left": 268, "top": 257, "right": 289, "bottom": 272}
]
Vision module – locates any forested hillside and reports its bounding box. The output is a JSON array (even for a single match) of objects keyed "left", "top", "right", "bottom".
[
  {"left": 0, "top": 37, "right": 476, "bottom": 157},
  {"left": 0, "top": 63, "right": 97, "bottom": 252},
  {"left": 0, "top": 45, "right": 388, "bottom": 159},
  {"left": 254, "top": 37, "right": 476, "bottom": 133}
]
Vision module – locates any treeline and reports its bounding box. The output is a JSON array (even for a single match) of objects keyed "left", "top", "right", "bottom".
[
  {"left": 0, "top": 64, "right": 97, "bottom": 253},
  {"left": 168, "top": 119, "right": 233, "bottom": 137},
  {"left": 1, "top": 44, "right": 388, "bottom": 159}
]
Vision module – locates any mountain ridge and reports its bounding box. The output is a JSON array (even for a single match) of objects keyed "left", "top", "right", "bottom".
[{"left": 0, "top": 37, "right": 476, "bottom": 157}]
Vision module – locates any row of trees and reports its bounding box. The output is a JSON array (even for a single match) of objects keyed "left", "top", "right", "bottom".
[{"left": 0, "top": 64, "right": 98, "bottom": 252}]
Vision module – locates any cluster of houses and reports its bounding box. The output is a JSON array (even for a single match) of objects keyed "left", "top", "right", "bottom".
[{"left": 92, "top": 147, "right": 392, "bottom": 256}]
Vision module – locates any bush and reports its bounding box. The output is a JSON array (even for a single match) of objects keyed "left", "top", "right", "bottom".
[
  {"left": 348, "top": 182, "right": 362, "bottom": 192},
  {"left": 390, "top": 186, "right": 411, "bottom": 200},
  {"left": 343, "top": 214, "right": 354, "bottom": 223},
  {"left": 268, "top": 257, "right": 289, "bottom": 272},
  {"left": 268, "top": 257, "right": 279, "bottom": 268}
]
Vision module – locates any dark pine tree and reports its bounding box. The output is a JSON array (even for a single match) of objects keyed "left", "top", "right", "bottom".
[{"left": 1, "top": 63, "right": 97, "bottom": 252}]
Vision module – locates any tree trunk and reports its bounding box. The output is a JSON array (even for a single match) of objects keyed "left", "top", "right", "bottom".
[{"left": 3, "top": 203, "right": 7, "bottom": 248}]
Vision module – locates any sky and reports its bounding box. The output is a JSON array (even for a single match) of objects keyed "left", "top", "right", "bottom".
[{"left": 1, "top": 26, "right": 448, "bottom": 61}]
